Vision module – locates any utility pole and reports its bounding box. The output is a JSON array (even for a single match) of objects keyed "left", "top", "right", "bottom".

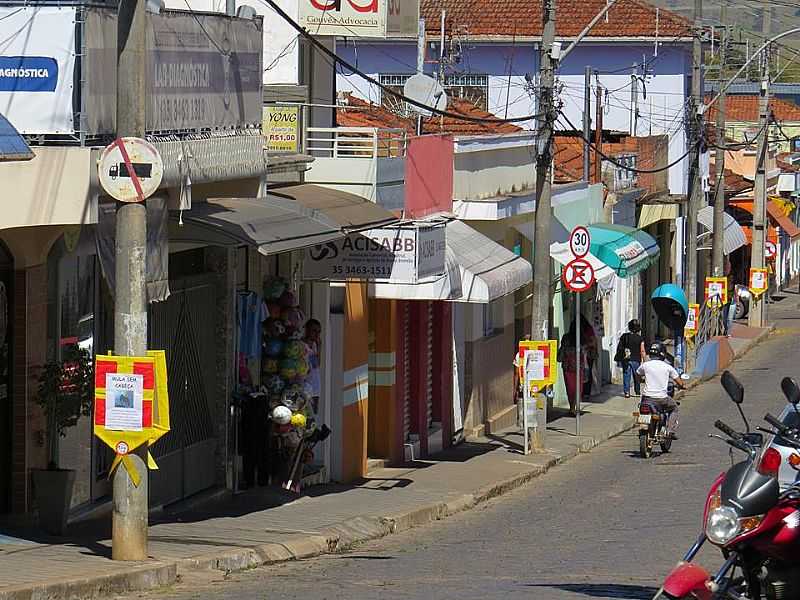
[
  {"left": 594, "top": 82, "right": 603, "bottom": 184},
  {"left": 685, "top": 0, "right": 703, "bottom": 305},
  {"left": 749, "top": 57, "right": 771, "bottom": 327},
  {"left": 113, "top": 0, "right": 149, "bottom": 560},
  {"left": 583, "top": 66, "right": 591, "bottom": 181},
  {"left": 630, "top": 64, "right": 638, "bottom": 135},
  {"left": 416, "top": 17, "right": 425, "bottom": 135},
  {"left": 531, "top": 0, "right": 557, "bottom": 343},
  {"left": 711, "top": 25, "right": 727, "bottom": 276}
]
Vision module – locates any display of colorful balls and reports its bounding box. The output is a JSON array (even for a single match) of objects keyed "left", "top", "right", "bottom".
[
  {"left": 264, "top": 277, "right": 287, "bottom": 301},
  {"left": 279, "top": 358, "right": 298, "bottom": 380},
  {"left": 265, "top": 339, "right": 284, "bottom": 358},
  {"left": 263, "top": 358, "right": 279, "bottom": 374},
  {"left": 279, "top": 290, "right": 297, "bottom": 308},
  {"left": 295, "top": 357, "right": 310, "bottom": 377},
  {"left": 284, "top": 340, "right": 306, "bottom": 360},
  {"left": 281, "top": 306, "right": 305, "bottom": 329},
  {"left": 265, "top": 375, "right": 285, "bottom": 395},
  {"left": 286, "top": 327, "right": 303, "bottom": 341},
  {"left": 267, "top": 302, "right": 282, "bottom": 319},
  {"left": 291, "top": 413, "right": 307, "bottom": 428}
]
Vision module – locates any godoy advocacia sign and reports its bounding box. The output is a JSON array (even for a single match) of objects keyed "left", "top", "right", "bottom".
[{"left": 303, "top": 224, "right": 445, "bottom": 283}]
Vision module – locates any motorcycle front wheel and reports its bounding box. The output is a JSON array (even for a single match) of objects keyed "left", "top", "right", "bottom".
[{"left": 639, "top": 430, "right": 653, "bottom": 458}]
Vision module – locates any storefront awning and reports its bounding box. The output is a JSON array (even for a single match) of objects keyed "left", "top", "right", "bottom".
[
  {"left": 269, "top": 184, "right": 399, "bottom": 231},
  {"left": 638, "top": 203, "right": 679, "bottom": 229},
  {"left": 588, "top": 223, "right": 659, "bottom": 278},
  {"left": 371, "top": 220, "right": 532, "bottom": 303},
  {"left": 170, "top": 187, "right": 399, "bottom": 255},
  {"left": 767, "top": 200, "right": 800, "bottom": 240},
  {"left": 696, "top": 206, "right": 747, "bottom": 255}
]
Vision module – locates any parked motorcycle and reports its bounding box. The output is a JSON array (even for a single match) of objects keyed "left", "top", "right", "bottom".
[{"left": 654, "top": 372, "right": 800, "bottom": 600}]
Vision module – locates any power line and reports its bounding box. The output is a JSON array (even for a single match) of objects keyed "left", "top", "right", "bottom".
[{"left": 258, "top": 0, "right": 545, "bottom": 125}]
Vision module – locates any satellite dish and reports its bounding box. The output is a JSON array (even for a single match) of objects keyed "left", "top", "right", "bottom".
[{"left": 403, "top": 73, "right": 448, "bottom": 117}]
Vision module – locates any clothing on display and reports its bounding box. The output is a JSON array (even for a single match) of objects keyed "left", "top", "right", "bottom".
[{"left": 238, "top": 291, "right": 267, "bottom": 359}]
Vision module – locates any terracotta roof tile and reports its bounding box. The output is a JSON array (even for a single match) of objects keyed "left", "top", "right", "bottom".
[
  {"left": 336, "top": 94, "right": 522, "bottom": 135},
  {"left": 420, "top": 0, "right": 689, "bottom": 39},
  {"left": 704, "top": 95, "right": 800, "bottom": 123},
  {"left": 708, "top": 161, "right": 753, "bottom": 197}
]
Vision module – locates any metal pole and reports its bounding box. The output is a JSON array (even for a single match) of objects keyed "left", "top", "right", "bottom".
[
  {"left": 630, "top": 66, "right": 637, "bottom": 135},
  {"left": 531, "top": 0, "right": 557, "bottom": 341},
  {"left": 712, "top": 27, "right": 727, "bottom": 277},
  {"left": 749, "top": 63, "right": 770, "bottom": 328},
  {"left": 112, "top": 0, "right": 149, "bottom": 561},
  {"left": 575, "top": 294, "right": 581, "bottom": 436},
  {"left": 685, "top": 0, "right": 703, "bottom": 306},
  {"left": 583, "top": 66, "right": 591, "bottom": 181}
]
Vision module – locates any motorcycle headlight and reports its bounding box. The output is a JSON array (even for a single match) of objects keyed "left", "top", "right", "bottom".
[{"left": 706, "top": 505, "right": 740, "bottom": 545}]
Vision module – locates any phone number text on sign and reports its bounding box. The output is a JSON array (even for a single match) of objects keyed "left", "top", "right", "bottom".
[{"left": 153, "top": 96, "right": 208, "bottom": 125}]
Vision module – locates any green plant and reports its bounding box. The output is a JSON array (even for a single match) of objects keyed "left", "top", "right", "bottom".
[{"left": 35, "top": 345, "right": 93, "bottom": 470}]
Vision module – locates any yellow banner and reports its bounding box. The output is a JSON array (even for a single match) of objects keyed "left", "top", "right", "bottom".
[{"left": 263, "top": 106, "right": 299, "bottom": 152}]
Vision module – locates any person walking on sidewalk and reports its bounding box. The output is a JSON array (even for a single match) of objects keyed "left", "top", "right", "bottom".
[
  {"left": 580, "top": 315, "right": 598, "bottom": 400},
  {"left": 558, "top": 328, "right": 585, "bottom": 417},
  {"left": 615, "top": 319, "right": 646, "bottom": 399}
]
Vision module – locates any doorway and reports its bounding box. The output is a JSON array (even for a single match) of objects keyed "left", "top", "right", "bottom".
[{"left": 0, "top": 244, "right": 13, "bottom": 513}]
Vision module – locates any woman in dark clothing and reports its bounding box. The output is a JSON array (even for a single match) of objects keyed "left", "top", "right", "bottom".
[
  {"left": 558, "top": 328, "right": 585, "bottom": 417},
  {"left": 579, "top": 315, "right": 598, "bottom": 399},
  {"left": 616, "top": 319, "right": 646, "bottom": 398}
]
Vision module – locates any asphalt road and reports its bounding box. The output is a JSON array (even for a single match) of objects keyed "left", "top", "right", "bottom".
[{"left": 120, "top": 308, "right": 800, "bottom": 600}]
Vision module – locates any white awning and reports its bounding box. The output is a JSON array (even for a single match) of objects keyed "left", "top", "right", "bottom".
[
  {"left": 697, "top": 206, "right": 747, "bottom": 255},
  {"left": 371, "top": 220, "right": 532, "bottom": 303}
]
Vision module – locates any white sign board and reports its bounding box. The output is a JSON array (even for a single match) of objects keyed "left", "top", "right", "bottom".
[
  {"left": 303, "top": 224, "right": 446, "bottom": 283},
  {"left": 299, "top": 0, "right": 418, "bottom": 38},
  {"left": 104, "top": 373, "right": 144, "bottom": 431},
  {"left": 0, "top": 6, "right": 77, "bottom": 134},
  {"left": 98, "top": 137, "right": 164, "bottom": 203},
  {"left": 569, "top": 226, "right": 590, "bottom": 258}
]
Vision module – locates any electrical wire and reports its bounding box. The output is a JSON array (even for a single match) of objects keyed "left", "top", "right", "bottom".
[
  {"left": 557, "top": 110, "right": 697, "bottom": 174},
  {"left": 257, "top": 0, "right": 546, "bottom": 125},
  {"left": 182, "top": 0, "right": 230, "bottom": 56}
]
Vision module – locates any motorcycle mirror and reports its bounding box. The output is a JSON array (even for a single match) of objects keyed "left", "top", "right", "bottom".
[
  {"left": 721, "top": 371, "right": 744, "bottom": 405},
  {"left": 781, "top": 377, "right": 800, "bottom": 406}
]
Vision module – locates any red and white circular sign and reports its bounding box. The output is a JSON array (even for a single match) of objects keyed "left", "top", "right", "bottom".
[
  {"left": 115, "top": 441, "right": 130, "bottom": 456},
  {"left": 98, "top": 137, "right": 163, "bottom": 203},
  {"left": 569, "top": 226, "right": 591, "bottom": 258},
  {"left": 765, "top": 241, "right": 777, "bottom": 259},
  {"left": 563, "top": 258, "right": 596, "bottom": 293}
]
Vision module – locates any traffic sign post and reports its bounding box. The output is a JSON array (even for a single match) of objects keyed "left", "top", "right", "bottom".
[
  {"left": 765, "top": 241, "right": 777, "bottom": 260},
  {"left": 564, "top": 228, "right": 594, "bottom": 436}
]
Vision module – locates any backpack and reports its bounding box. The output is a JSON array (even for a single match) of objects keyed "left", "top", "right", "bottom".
[{"left": 614, "top": 333, "right": 632, "bottom": 363}]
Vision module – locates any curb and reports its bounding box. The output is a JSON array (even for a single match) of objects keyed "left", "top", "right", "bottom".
[
  {"left": 0, "top": 563, "right": 176, "bottom": 600},
  {"left": 1, "top": 327, "right": 776, "bottom": 600}
]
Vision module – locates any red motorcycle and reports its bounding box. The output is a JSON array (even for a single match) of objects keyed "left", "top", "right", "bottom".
[{"left": 655, "top": 372, "right": 800, "bottom": 600}]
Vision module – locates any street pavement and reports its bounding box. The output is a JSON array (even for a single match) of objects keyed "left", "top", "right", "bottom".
[{"left": 112, "top": 298, "right": 800, "bottom": 600}]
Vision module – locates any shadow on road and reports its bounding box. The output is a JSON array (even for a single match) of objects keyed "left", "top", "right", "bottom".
[{"left": 525, "top": 583, "right": 659, "bottom": 599}]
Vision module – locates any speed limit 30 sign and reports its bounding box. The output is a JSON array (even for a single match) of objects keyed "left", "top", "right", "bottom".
[{"left": 570, "top": 226, "right": 591, "bottom": 258}]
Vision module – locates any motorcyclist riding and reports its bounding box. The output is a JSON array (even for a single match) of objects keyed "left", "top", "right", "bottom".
[{"left": 636, "top": 342, "right": 685, "bottom": 438}]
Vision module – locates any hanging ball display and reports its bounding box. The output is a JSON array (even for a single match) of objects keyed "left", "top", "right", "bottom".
[
  {"left": 281, "top": 384, "right": 304, "bottom": 408},
  {"left": 271, "top": 405, "right": 292, "bottom": 425},
  {"left": 263, "top": 358, "right": 279, "bottom": 374},
  {"left": 279, "top": 290, "right": 297, "bottom": 308},
  {"left": 286, "top": 327, "right": 304, "bottom": 341},
  {"left": 265, "top": 375, "right": 285, "bottom": 395},
  {"left": 295, "top": 357, "right": 310, "bottom": 377},
  {"left": 282, "top": 306, "right": 305, "bottom": 329},
  {"left": 267, "top": 302, "right": 282, "bottom": 320},
  {"left": 291, "top": 413, "right": 307, "bottom": 428},
  {"left": 279, "top": 358, "right": 298, "bottom": 380},
  {"left": 264, "top": 277, "right": 287, "bottom": 301},
  {"left": 284, "top": 340, "right": 306, "bottom": 360},
  {"left": 265, "top": 338, "right": 284, "bottom": 358},
  {"left": 264, "top": 318, "right": 286, "bottom": 339}
]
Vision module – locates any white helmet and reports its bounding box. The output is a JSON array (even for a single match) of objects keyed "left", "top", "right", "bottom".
[{"left": 271, "top": 405, "right": 292, "bottom": 425}]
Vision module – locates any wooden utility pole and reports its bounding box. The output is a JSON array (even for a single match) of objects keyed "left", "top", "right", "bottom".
[
  {"left": 531, "top": 0, "right": 557, "bottom": 343},
  {"left": 113, "top": 0, "right": 149, "bottom": 561},
  {"left": 583, "top": 66, "right": 591, "bottom": 181},
  {"left": 594, "top": 82, "right": 603, "bottom": 184},
  {"left": 685, "top": 0, "right": 703, "bottom": 304},
  {"left": 712, "top": 22, "right": 727, "bottom": 276}
]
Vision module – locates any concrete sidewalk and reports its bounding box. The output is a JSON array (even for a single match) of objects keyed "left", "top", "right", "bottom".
[{"left": 0, "top": 327, "right": 773, "bottom": 600}]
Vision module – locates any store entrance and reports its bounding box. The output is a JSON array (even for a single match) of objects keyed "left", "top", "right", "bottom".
[{"left": 0, "top": 245, "right": 13, "bottom": 513}]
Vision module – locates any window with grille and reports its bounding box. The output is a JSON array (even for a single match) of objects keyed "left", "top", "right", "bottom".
[{"left": 379, "top": 73, "right": 490, "bottom": 111}]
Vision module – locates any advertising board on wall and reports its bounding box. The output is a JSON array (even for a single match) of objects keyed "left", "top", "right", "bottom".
[
  {"left": 298, "top": 0, "right": 418, "bottom": 38},
  {"left": 263, "top": 105, "right": 299, "bottom": 152},
  {"left": 84, "top": 8, "right": 263, "bottom": 134},
  {"left": 303, "top": 224, "right": 445, "bottom": 283},
  {"left": 0, "top": 6, "right": 77, "bottom": 134}
]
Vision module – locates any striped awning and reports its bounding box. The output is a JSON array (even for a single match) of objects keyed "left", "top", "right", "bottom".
[
  {"left": 587, "top": 223, "right": 660, "bottom": 278},
  {"left": 696, "top": 206, "right": 747, "bottom": 255}
]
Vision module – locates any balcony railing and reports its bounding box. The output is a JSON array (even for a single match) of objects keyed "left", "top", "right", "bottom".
[{"left": 306, "top": 127, "right": 408, "bottom": 159}]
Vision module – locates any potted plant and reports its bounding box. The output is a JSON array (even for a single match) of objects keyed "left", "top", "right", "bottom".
[{"left": 32, "top": 344, "right": 92, "bottom": 535}]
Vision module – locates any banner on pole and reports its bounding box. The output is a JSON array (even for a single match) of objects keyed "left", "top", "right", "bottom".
[{"left": 749, "top": 267, "right": 769, "bottom": 297}]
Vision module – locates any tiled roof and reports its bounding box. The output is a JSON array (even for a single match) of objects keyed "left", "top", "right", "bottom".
[
  {"left": 708, "top": 161, "right": 754, "bottom": 197},
  {"left": 778, "top": 153, "right": 800, "bottom": 173},
  {"left": 704, "top": 95, "right": 800, "bottom": 123},
  {"left": 553, "top": 134, "right": 641, "bottom": 184},
  {"left": 336, "top": 94, "right": 522, "bottom": 135},
  {"left": 420, "top": 0, "right": 690, "bottom": 39}
]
